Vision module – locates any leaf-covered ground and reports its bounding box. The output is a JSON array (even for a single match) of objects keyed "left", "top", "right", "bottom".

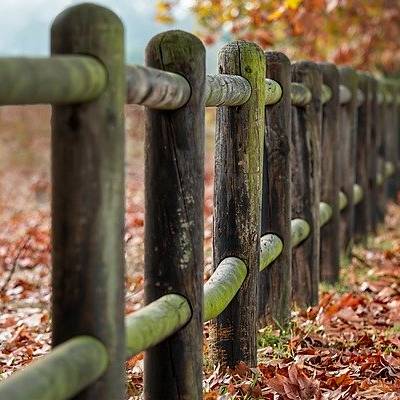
[{"left": 1, "top": 106, "right": 399, "bottom": 399}]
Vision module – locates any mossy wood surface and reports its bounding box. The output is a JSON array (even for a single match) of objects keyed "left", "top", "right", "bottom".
[
  {"left": 291, "top": 61, "right": 322, "bottom": 308},
  {"left": 319, "top": 63, "right": 341, "bottom": 284},
  {"left": 205, "top": 74, "right": 251, "bottom": 106},
  {"left": 259, "top": 51, "right": 292, "bottom": 327},
  {"left": 51, "top": 4, "right": 126, "bottom": 399},
  {"left": 144, "top": 30, "right": 205, "bottom": 400},
  {"left": 213, "top": 40, "right": 265, "bottom": 368},
  {"left": 0, "top": 337, "right": 107, "bottom": 400},
  {"left": 0, "top": 56, "right": 106, "bottom": 105},
  {"left": 125, "top": 294, "right": 191, "bottom": 356}
]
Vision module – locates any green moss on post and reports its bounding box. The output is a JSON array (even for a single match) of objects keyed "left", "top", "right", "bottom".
[
  {"left": 51, "top": 4, "right": 126, "bottom": 399},
  {"left": 0, "top": 337, "right": 107, "bottom": 400}
]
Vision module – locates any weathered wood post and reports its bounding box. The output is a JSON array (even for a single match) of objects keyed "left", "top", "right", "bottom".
[
  {"left": 144, "top": 30, "right": 205, "bottom": 399},
  {"left": 319, "top": 63, "right": 340, "bottom": 284},
  {"left": 354, "top": 73, "right": 372, "bottom": 242},
  {"left": 339, "top": 67, "right": 359, "bottom": 256},
  {"left": 258, "top": 52, "right": 291, "bottom": 326},
  {"left": 51, "top": 4, "right": 126, "bottom": 399},
  {"left": 386, "top": 81, "right": 399, "bottom": 200},
  {"left": 291, "top": 61, "right": 322, "bottom": 307},
  {"left": 213, "top": 41, "right": 265, "bottom": 367},
  {"left": 369, "top": 76, "right": 379, "bottom": 233}
]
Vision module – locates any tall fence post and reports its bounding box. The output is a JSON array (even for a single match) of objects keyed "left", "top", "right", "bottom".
[
  {"left": 339, "top": 67, "right": 359, "bottom": 256},
  {"left": 291, "top": 61, "right": 322, "bottom": 307},
  {"left": 369, "top": 76, "right": 379, "bottom": 233},
  {"left": 258, "top": 52, "right": 291, "bottom": 326},
  {"left": 386, "top": 81, "right": 399, "bottom": 200},
  {"left": 354, "top": 72, "right": 372, "bottom": 242},
  {"left": 213, "top": 41, "right": 265, "bottom": 367},
  {"left": 319, "top": 63, "right": 340, "bottom": 284},
  {"left": 376, "top": 82, "right": 388, "bottom": 222},
  {"left": 51, "top": 4, "right": 126, "bottom": 399},
  {"left": 144, "top": 31, "right": 205, "bottom": 399}
]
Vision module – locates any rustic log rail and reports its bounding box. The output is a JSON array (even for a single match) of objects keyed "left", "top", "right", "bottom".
[{"left": 0, "top": 3, "right": 399, "bottom": 400}]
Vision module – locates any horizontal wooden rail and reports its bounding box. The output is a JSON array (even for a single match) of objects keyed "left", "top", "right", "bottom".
[
  {"left": 321, "top": 84, "right": 332, "bottom": 104},
  {"left": 126, "top": 64, "right": 190, "bottom": 109},
  {"left": 0, "top": 56, "right": 107, "bottom": 105},
  {"left": 320, "top": 202, "right": 333, "bottom": 226},
  {"left": 125, "top": 294, "right": 191, "bottom": 356},
  {"left": 339, "top": 84, "right": 352, "bottom": 104},
  {"left": 0, "top": 337, "right": 107, "bottom": 400},
  {"left": 124, "top": 173, "right": 388, "bottom": 357},
  {"left": 290, "top": 82, "right": 312, "bottom": 106}
]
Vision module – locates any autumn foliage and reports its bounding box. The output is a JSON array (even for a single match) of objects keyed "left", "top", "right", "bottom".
[{"left": 156, "top": 0, "right": 400, "bottom": 74}]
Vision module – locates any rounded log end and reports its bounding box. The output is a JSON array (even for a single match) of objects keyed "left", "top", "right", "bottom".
[
  {"left": 145, "top": 29, "right": 205, "bottom": 68},
  {"left": 51, "top": 3, "right": 124, "bottom": 45},
  {"left": 264, "top": 51, "right": 290, "bottom": 67}
]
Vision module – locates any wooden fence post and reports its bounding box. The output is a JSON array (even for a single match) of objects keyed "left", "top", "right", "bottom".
[
  {"left": 144, "top": 31, "right": 205, "bottom": 399},
  {"left": 339, "top": 67, "right": 359, "bottom": 256},
  {"left": 354, "top": 73, "right": 372, "bottom": 242},
  {"left": 319, "top": 63, "right": 340, "bottom": 284},
  {"left": 213, "top": 41, "right": 265, "bottom": 367},
  {"left": 291, "top": 61, "right": 322, "bottom": 307},
  {"left": 386, "top": 82, "right": 399, "bottom": 200},
  {"left": 258, "top": 52, "right": 291, "bottom": 326},
  {"left": 51, "top": 4, "right": 125, "bottom": 399},
  {"left": 369, "top": 77, "right": 379, "bottom": 233}
]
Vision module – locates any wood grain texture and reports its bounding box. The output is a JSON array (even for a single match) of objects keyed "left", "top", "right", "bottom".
[
  {"left": 51, "top": 4, "right": 126, "bottom": 399},
  {"left": 258, "top": 51, "right": 292, "bottom": 327},
  {"left": 354, "top": 73, "right": 372, "bottom": 242},
  {"left": 144, "top": 30, "right": 205, "bottom": 400},
  {"left": 319, "top": 63, "right": 340, "bottom": 284},
  {"left": 338, "top": 67, "right": 359, "bottom": 256},
  {"left": 291, "top": 61, "right": 322, "bottom": 307},
  {"left": 213, "top": 40, "right": 265, "bottom": 367},
  {"left": 0, "top": 56, "right": 106, "bottom": 105},
  {"left": 126, "top": 64, "right": 190, "bottom": 109}
]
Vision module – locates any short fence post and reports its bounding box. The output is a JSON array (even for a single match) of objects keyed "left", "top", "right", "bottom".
[
  {"left": 213, "top": 41, "right": 265, "bottom": 367},
  {"left": 51, "top": 4, "right": 126, "bottom": 399},
  {"left": 258, "top": 52, "right": 291, "bottom": 326},
  {"left": 144, "top": 31, "right": 205, "bottom": 399},
  {"left": 354, "top": 72, "right": 372, "bottom": 242},
  {"left": 369, "top": 77, "right": 379, "bottom": 233},
  {"left": 291, "top": 61, "right": 322, "bottom": 307},
  {"left": 319, "top": 63, "right": 340, "bottom": 284},
  {"left": 338, "top": 67, "right": 359, "bottom": 256}
]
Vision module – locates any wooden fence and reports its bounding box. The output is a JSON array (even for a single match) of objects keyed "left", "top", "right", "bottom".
[{"left": 0, "top": 3, "right": 399, "bottom": 400}]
